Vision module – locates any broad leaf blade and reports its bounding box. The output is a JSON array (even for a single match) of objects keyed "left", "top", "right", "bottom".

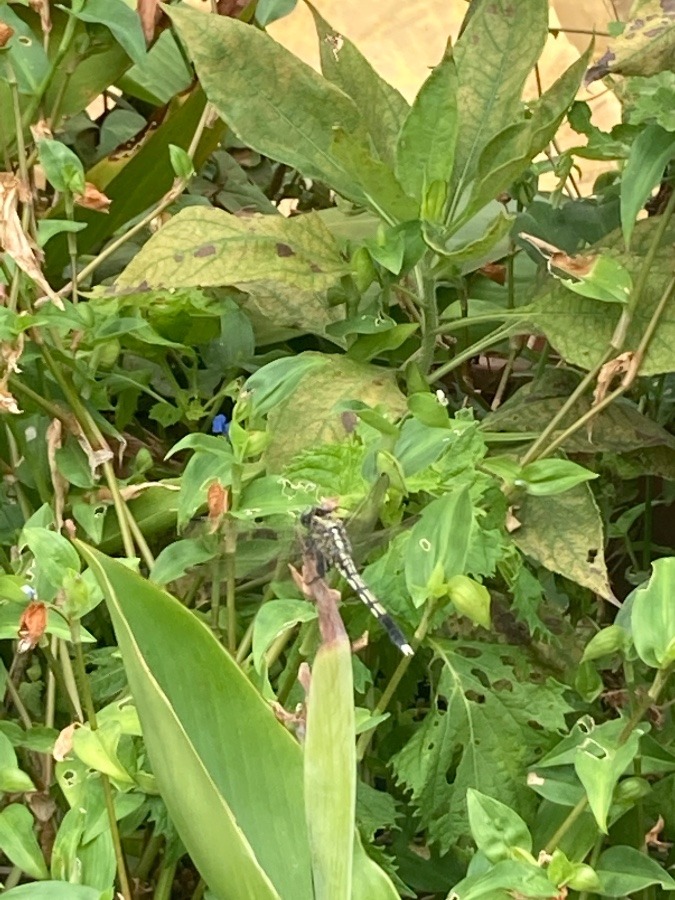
[
  {"left": 304, "top": 616, "right": 355, "bottom": 898},
  {"left": 167, "top": 5, "right": 366, "bottom": 203},
  {"left": 116, "top": 207, "right": 347, "bottom": 335},
  {"left": 621, "top": 124, "right": 675, "bottom": 248},
  {"left": 450, "top": 0, "right": 548, "bottom": 204},
  {"left": 309, "top": 5, "right": 408, "bottom": 167},
  {"left": 75, "top": 542, "right": 313, "bottom": 900},
  {"left": 395, "top": 44, "right": 458, "bottom": 203},
  {"left": 511, "top": 483, "right": 612, "bottom": 599}
]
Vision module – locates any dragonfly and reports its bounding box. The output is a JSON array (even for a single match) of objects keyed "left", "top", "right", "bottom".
[{"left": 300, "top": 501, "right": 414, "bottom": 657}]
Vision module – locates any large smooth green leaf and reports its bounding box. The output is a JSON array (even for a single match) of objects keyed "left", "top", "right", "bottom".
[
  {"left": 596, "top": 845, "right": 675, "bottom": 895},
  {"left": 75, "top": 542, "right": 313, "bottom": 900},
  {"left": 511, "top": 483, "right": 612, "bottom": 600},
  {"left": 70, "top": 0, "right": 146, "bottom": 66},
  {"left": 309, "top": 5, "right": 408, "bottom": 168},
  {"left": 621, "top": 124, "right": 675, "bottom": 248},
  {"left": 395, "top": 44, "right": 458, "bottom": 203},
  {"left": 466, "top": 789, "right": 532, "bottom": 863},
  {"left": 631, "top": 557, "right": 675, "bottom": 669},
  {"left": 116, "top": 207, "right": 347, "bottom": 336},
  {"left": 304, "top": 607, "right": 355, "bottom": 899},
  {"left": 450, "top": 0, "right": 548, "bottom": 204},
  {"left": 168, "top": 5, "right": 366, "bottom": 204},
  {"left": 3, "top": 886, "right": 110, "bottom": 900}
]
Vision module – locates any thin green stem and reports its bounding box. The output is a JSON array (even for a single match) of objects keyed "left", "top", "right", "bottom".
[
  {"left": 210, "top": 558, "right": 223, "bottom": 635},
  {"left": 59, "top": 99, "right": 213, "bottom": 295},
  {"left": 428, "top": 324, "right": 515, "bottom": 384},
  {"left": 71, "top": 619, "right": 131, "bottom": 900},
  {"left": 63, "top": 192, "right": 79, "bottom": 304},
  {"left": 416, "top": 265, "right": 438, "bottom": 375},
  {"left": 356, "top": 602, "right": 434, "bottom": 762},
  {"left": 20, "top": 3, "right": 80, "bottom": 133},
  {"left": 3, "top": 674, "right": 33, "bottom": 729},
  {"left": 154, "top": 859, "right": 178, "bottom": 900}
]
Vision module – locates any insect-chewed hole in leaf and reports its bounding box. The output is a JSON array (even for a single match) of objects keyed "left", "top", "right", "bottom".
[
  {"left": 437, "top": 696, "right": 448, "bottom": 712},
  {"left": 276, "top": 242, "right": 295, "bottom": 257},
  {"left": 587, "top": 547, "right": 599, "bottom": 563},
  {"left": 527, "top": 720, "right": 544, "bottom": 732},
  {"left": 465, "top": 690, "right": 486, "bottom": 704},
  {"left": 492, "top": 679, "right": 513, "bottom": 693},
  {"left": 456, "top": 645, "right": 481, "bottom": 659}
]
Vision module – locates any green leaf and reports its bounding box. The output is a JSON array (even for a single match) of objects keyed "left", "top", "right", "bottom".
[
  {"left": 261, "top": 354, "right": 406, "bottom": 473},
  {"left": 455, "top": 46, "right": 591, "bottom": 228},
  {"left": 596, "top": 845, "right": 675, "bottom": 895},
  {"left": 511, "top": 483, "right": 612, "bottom": 600},
  {"left": 150, "top": 539, "right": 217, "bottom": 585},
  {"left": 518, "top": 459, "right": 599, "bottom": 496},
  {"left": 621, "top": 124, "right": 675, "bottom": 248},
  {"left": 330, "top": 130, "right": 418, "bottom": 223},
  {"left": 426, "top": 210, "right": 514, "bottom": 269},
  {"left": 395, "top": 43, "right": 458, "bottom": 203},
  {"left": 255, "top": 0, "right": 298, "bottom": 27},
  {"left": 404, "top": 488, "right": 473, "bottom": 606},
  {"left": 309, "top": 5, "right": 408, "bottom": 168},
  {"left": 37, "top": 139, "right": 86, "bottom": 195},
  {"left": 449, "top": 859, "right": 558, "bottom": 900},
  {"left": 168, "top": 144, "right": 195, "bottom": 180},
  {"left": 117, "top": 207, "right": 347, "bottom": 336},
  {"left": 586, "top": 5, "right": 675, "bottom": 82},
  {"left": 0, "top": 7, "right": 48, "bottom": 96},
  {"left": 71, "top": 723, "right": 134, "bottom": 784},
  {"left": 252, "top": 599, "right": 318, "bottom": 672},
  {"left": 119, "top": 29, "right": 193, "bottom": 105},
  {"left": 523, "top": 217, "right": 675, "bottom": 376},
  {"left": 37, "top": 219, "right": 88, "bottom": 248},
  {"left": 75, "top": 541, "right": 313, "bottom": 900},
  {"left": 22, "top": 527, "right": 81, "bottom": 589},
  {"left": 574, "top": 720, "right": 642, "bottom": 833},
  {"left": 0, "top": 732, "right": 36, "bottom": 792},
  {"left": 0, "top": 803, "right": 49, "bottom": 879},
  {"left": 167, "top": 5, "right": 366, "bottom": 203},
  {"left": 447, "top": 575, "right": 491, "bottom": 628},
  {"left": 71, "top": 0, "right": 147, "bottom": 66},
  {"left": 450, "top": 0, "right": 548, "bottom": 201},
  {"left": 304, "top": 611, "right": 355, "bottom": 898},
  {"left": 466, "top": 789, "right": 532, "bottom": 863},
  {"left": 3, "top": 885, "right": 110, "bottom": 900},
  {"left": 392, "top": 640, "right": 572, "bottom": 852},
  {"left": 631, "top": 557, "right": 675, "bottom": 669},
  {"left": 553, "top": 254, "right": 633, "bottom": 305}
]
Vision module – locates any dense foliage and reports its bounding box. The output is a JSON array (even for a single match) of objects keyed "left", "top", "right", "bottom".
[{"left": 0, "top": 0, "right": 674, "bottom": 898}]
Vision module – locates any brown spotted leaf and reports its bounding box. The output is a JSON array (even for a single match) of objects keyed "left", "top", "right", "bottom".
[
  {"left": 116, "top": 208, "right": 348, "bottom": 334},
  {"left": 512, "top": 483, "right": 613, "bottom": 600},
  {"left": 586, "top": 0, "right": 675, "bottom": 82},
  {"left": 264, "top": 354, "right": 406, "bottom": 472}
]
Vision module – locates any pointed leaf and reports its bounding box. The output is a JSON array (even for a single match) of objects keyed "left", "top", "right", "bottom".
[
  {"left": 167, "top": 5, "right": 366, "bottom": 203},
  {"left": 450, "top": 0, "right": 548, "bottom": 201},
  {"left": 309, "top": 5, "right": 408, "bottom": 167},
  {"left": 631, "top": 557, "right": 675, "bottom": 669},
  {"left": 621, "top": 124, "right": 675, "bottom": 248},
  {"left": 596, "top": 845, "right": 675, "bottom": 895},
  {"left": 75, "top": 541, "right": 313, "bottom": 900},
  {"left": 117, "top": 207, "right": 347, "bottom": 335},
  {"left": 466, "top": 789, "right": 532, "bottom": 863},
  {"left": 395, "top": 44, "right": 458, "bottom": 202},
  {"left": 0, "top": 804, "right": 49, "bottom": 880}
]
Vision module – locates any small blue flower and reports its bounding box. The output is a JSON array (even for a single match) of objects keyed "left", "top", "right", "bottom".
[{"left": 212, "top": 414, "right": 230, "bottom": 437}]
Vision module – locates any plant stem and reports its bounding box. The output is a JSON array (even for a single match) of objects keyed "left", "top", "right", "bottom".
[
  {"left": 356, "top": 602, "right": 434, "bottom": 762},
  {"left": 428, "top": 324, "right": 516, "bottom": 384},
  {"left": 71, "top": 619, "right": 132, "bottom": 900},
  {"left": 59, "top": 98, "right": 213, "bottom": 295},
  {"left": 63, "top": 191, "right": 79, "bottom": 304},
  {"left": 416, "top": 265, "right": 438, "bottom": 375}
]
